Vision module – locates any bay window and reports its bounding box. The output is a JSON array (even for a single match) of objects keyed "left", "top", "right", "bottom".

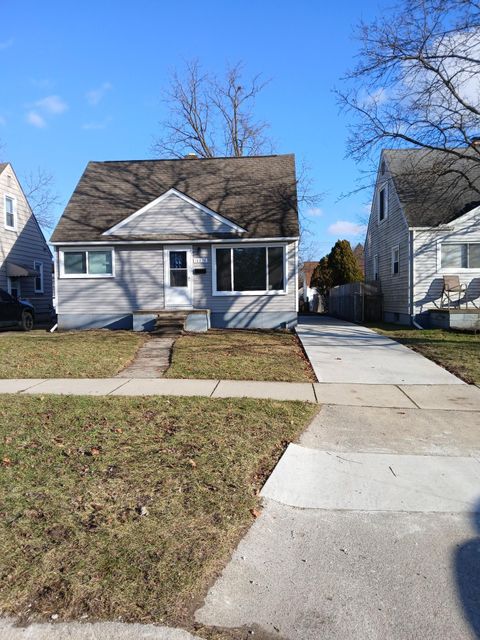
[
  {"left": 61, "top": 248, "right": 114, "bottom": 277},
  {"left": 441, "top": 243, "right": 480, "bottom": 269},
  {"left": 214, "top": 245, "right": 286, "bottom": 294}
]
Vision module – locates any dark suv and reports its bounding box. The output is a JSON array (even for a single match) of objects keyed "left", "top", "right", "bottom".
[{"left": 0, "top": 288, "right": 35, "bottom": 331}]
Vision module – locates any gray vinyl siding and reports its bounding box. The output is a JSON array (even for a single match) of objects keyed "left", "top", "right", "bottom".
[
  {"left": 57, "top": 245, "right": 165, "bottom": 313},
  {"left": 56, "top": 241, "right": 297, "bottom": 325},
  {"left": 365, "top": 159, "right": 410, "bottom": 322},
  {"left": 113, "top": 192, "right": 235, "bottom": 236},
  {"left": 0, "top": 165, "right": 53, "bottom": 321},
  {"left": 413, "top": 207, "right": 480, "bottom": 318}
]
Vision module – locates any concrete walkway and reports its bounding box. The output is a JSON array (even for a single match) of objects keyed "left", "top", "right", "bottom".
[
  {"left": 0, "top": 618, "right": 200, "bottom": 640},
  {"left": 2, "top": 377, "right": 480, "bottom": 409},
  {"left": 116, "top": 337, "right": 174, "bottom": 378},
  {"left": 296, "top": 315, "right": 464, "bottom": 384}
]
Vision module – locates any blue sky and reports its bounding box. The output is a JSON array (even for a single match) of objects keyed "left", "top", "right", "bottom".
[{"left": 0, "top": 0, "right": 384, "bottom": 257}]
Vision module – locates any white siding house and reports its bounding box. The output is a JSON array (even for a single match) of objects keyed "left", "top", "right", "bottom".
[{"left": 365, "top": 149, "right": 480, "bottom": 326}]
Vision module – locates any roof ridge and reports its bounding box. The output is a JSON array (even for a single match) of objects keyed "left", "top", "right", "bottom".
[{"left": 90, "top": 154, "right": 294, "bottom": 164}]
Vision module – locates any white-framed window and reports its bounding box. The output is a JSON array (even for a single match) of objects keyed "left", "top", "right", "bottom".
[
  {"left": 59, "top": 248, "right": 115, "bottom": 278},
  {"left": 440, "top": 242, "right": 480, "bottom": 270},
  {"left": 373, "top": 254, "right": 379, "bottom": 281},
  {"left": 7, "top": 277, "right": 21, "bottom": 298},
  {"left": 391, "top": 245, "right": 400, "bottom": 275},
  {"left": 34, "top": 260, "right": 44, "bottom": 293},
  {"left": 378, "top": 184, "right": 388, "bottom": 223},
  {"left": 4, "top": 194, "right": 16, "bottom": 230},
  {"left": 212, "top": 244, "right": 287, "bottom": 295}
]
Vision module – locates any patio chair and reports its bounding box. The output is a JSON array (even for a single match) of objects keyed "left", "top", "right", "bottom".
[{"left": 441, "top": 275, "right": 467, "bottom": 308}]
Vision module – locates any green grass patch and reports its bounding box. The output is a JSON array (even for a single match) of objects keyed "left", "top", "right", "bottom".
[
  {"left": 0, "top": 330, "right": 147, "bottom": 378},
  {"left": 369, "top": 323, "right": 480, "bottom": 384},
  {"left": 165, "top": 329, "right": 316, "bottom": 382},
  {"left": 0, "top": 395, "right": 317, "bottom": 625}
]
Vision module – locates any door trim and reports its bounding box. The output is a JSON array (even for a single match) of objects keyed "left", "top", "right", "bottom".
[{"left": 164, "top": 245, "right": 193, "bottom": 309}]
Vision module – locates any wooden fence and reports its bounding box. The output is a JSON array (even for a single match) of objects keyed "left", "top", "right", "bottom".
[{"left": 328, "top": 281, "right": 383, "bottom": 323}]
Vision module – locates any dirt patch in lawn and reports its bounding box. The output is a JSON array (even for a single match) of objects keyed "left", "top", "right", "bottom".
[
  {"left": 0, "top": 395, "right": 317, "bottom": 627},
  {"left": 0, "top": 330, "right": 147, "bottom": 378},
  {"left": 369, "top": 324, "right": 480, "bottom": 385},
  {"left": 165, "top": 329, "right": 316, "bottom": 382}
]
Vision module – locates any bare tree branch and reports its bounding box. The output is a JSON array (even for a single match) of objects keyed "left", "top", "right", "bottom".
[
  {"left": 337, "top": 0, "right": 480, "bottom": 178},
  {"left": 152, "top": 60, "right": 273, "bottom": 158},
  {"left": 23, "top": 168, "right": 61, "bottom": 231}
]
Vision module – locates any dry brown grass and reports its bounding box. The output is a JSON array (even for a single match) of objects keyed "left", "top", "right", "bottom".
[
  {"left": 0, "top": 394, "right": 317, "bottom": 626},
  {"left": 166, "top": 329, "right": 316, "bottom": 382},
  {"left": 0, "top": 330, "right": 147, "bottom": 378}
]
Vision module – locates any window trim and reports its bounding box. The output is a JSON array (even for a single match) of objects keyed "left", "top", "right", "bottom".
[
  {"left": 4, "top": 194, "right": 17, "bottom": 231},
  {"left": 59, "top": 247, "right": 115, "bottom": 279},
  {"left": 378, "top": 184, "right": 388, "bottom": 224},
  {"left": 212, "top": 244, "right": 288, "bottom": 296},
  {"left": 438, "top": 241, "right": 480, "bottom": 272},
  {"left": 391, "top": 245, "right": 400, "bottom": 275},
  {"left": 34, "top": 260, "right": 44, "bottom": 293}
]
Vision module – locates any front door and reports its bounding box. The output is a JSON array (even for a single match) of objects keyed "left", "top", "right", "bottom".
[{"left": 164, "top": 246, "right": 193, "bottom": 308}]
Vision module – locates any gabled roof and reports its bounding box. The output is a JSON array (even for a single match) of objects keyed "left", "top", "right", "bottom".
[
  {"left": 51, "top": 154, "right": 299, "bottom": 242},
  {"left": 383, "top": 148, "right": 480, "bottom": 227}
]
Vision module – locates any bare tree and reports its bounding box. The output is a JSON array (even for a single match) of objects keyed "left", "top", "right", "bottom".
[
  {"left": 23, "top": 168, "right": 61, "bottom": 231},
  {"left": 338, "top": 0, "right": 480, "bottom": 182},
  {"left": 153, "top": 60, "right": 273, "bottom": 158}
]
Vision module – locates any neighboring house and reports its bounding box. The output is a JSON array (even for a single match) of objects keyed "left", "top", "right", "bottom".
[
  {"left": 50, "top": 154, "right": 299, "bottom": 330},
  {"left": 0, "top": 163, "right": 53, "bottom": 322},
  {"left": 365, "top": 148, "right": 480, "bottom": 326}
]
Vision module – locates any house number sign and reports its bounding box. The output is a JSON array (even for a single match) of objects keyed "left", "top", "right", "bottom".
[{"left": 193, "top": 257, "right": 208, "bottom": 264}]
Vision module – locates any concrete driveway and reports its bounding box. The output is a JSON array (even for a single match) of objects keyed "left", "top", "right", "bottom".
[
  {"left": 196, "top": 403, "right": 480, "bottom": 639},
  {"left": 295, "top": 315, "right": 463, "bottom": 384}
]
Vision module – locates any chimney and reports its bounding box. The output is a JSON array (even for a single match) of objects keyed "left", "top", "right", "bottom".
[{"left": 184, "top": 152, "right": 198, "bottom": 159}]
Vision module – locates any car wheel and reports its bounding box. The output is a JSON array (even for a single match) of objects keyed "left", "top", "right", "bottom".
[{"left": 20, "top": 311, "right": 34, "bottom": 331}]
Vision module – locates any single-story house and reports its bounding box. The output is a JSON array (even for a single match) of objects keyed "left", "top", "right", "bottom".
[
  {"left": 365, "top": 147, "right": 480, "bottom": 326},
  {"left": 0, "top": 163, "right": 53, "bottom": 322},
  {"left": 50, "top": 154, "right": 299, "bottom": 330}
]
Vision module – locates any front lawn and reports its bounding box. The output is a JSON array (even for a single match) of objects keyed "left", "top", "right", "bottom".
[
  {"left": 369, "top": 324, "right": 480, "bottom": 385},
  {"left": 165, "top": 329, "right": 316, "bottom": 382},
  {"left": 0, "top": 330, "right": 147, "bottom": 378},
  {"left": 0, "top": 395, "right": 317, "bottom": 626}
]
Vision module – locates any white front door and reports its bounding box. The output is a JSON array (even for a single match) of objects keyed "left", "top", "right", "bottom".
[{"left": 164, "top": 245, "right": 193, "bottom": 308}]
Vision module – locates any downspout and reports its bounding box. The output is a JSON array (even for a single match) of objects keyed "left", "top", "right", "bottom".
[{"left": 409, "top": 229, "right": 423, "bottom": 329}]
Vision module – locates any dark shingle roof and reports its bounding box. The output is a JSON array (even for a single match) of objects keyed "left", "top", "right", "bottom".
[
  {"left": 384, "top": 148, "right": 480, "bottom": 226},
  {"left": 51, "top": 154, "right": 299, "bottom": 242},
  {"left": 0, "top": 163, "right": 8, "bottom": 175}
]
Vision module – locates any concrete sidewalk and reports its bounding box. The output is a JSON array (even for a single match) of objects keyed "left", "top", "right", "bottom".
[
  {"left": 296, "top": 315, "right": 464, "bottom": 384},
  {"left": 1, "top": 377, "right": 480, "bottom": 409}
]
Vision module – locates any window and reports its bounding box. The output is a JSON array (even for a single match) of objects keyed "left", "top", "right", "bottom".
[
  {"left": 61, "top": 249, "right": 114, "bottom": 277},
  {"left": 391, "top": 246, "right": 399, "bottom": 275},
  {"left": 7, "top": 277, "right": 20, "bottom": 298},
  {"left": 441, "top": 243, "right": 480, "bottom": 269},
  {"left": 373, "top": 255, "right": 379, "bottom": 281},
  {"left": 34, "top": 261, "right": 44, "bottom": 293},
  {"left": 5, "top": 195, "right": 16, "bottom": 229},
  {"left": 214, "top": 245, "right": 286, "bottom": 294},
  {"left": 378, "top": 186, "right": 388, "bottom": 222}
]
